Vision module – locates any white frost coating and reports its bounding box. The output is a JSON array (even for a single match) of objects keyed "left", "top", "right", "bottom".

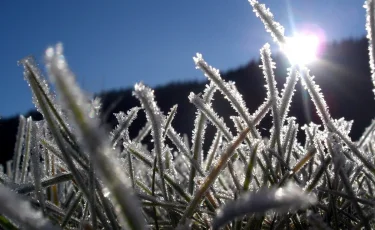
[
  {"left": 0, "top": 184, "right": 58, "bottom": 230},
  {"left": 204, "top": 131, "right": 222, "bottom": 172},
  {"left": 300, "top": 68, "right": 332, "bottom": 127},
  {"left": 260, "top": 44, "right": 279, "bottom": 101},
  {"left": 251, "top": 99, "right": 271, "bottom": 125},
  {"left": 12, "top": 115, "right": 26, "bottom": 183},
  {"left": 191, "top": 83, "right": 216, "bottom": 167},
  {"left": 365, "top": 0, "right": 375, "bottom": 97},
  {"left": 189, "top": 92, "right": 233, "bottom": 141},
  {"left": 332, "top": 118, "right": 353, "bottom": 137},
  {"left": 249, "top": 0, "right": 286, "bottom": 45},
  {"left": 193, "top": 53, "right": 259, "bottom": 138},
  {"left": 164, "top": 104, "right": 178, "bottom": 138},
  {"left": 279, "top": 67, "right": 299, "bottom": 124},
  {"left": 19, "top": 56, "right": 55, "bottom": 113},
  {"left": 212, "top": 182, "right": 316, "bottom": 230},
  {"left": 133, "top": 82, "right": 168, "bottom": 200},
  {"left": 111, "top": 107, "right": 140, "bottom": 146},
  {"left": 260, "top": 44, "right": 281, "bottom": 149}
]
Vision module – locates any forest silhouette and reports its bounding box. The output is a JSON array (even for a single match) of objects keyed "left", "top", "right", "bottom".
[{"left": 1, "top": 37, "right": 373, "bottom": 166}]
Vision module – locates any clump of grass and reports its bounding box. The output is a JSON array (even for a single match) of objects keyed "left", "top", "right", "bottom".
[{"left": 1, "top": 0, "right": 375, "bottom": 229}]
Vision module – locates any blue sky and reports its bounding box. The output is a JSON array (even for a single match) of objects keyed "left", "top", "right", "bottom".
[{"left": 0, "top": 0, "right": 366, "bottom": 117}]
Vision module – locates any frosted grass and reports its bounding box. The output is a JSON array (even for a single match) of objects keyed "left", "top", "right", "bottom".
[{"left": 0, "top": 0, "right": 374, "bottom": 229}]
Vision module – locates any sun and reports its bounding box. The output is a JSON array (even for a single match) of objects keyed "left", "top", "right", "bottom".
[{"left": 282, "top": 34, "right": 320, "bottom": 66}]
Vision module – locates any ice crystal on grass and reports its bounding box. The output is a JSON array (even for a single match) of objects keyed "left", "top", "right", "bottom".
[
  {"left": 249, "top": 0, "right": 286, "bottom": 45},
  {"left": 193, "top": 53, "right": 260, "bottom": 138},
  {"left": 2, "top": 0, "right": 375, "bottom": 229},
  {"left": 365, "top": 0, "right": 375, "bottom": 97}
]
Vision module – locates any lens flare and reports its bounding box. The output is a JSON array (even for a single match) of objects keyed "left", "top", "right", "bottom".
[{"left": 282, "top": 34, "right": 320, "bottom": 65}]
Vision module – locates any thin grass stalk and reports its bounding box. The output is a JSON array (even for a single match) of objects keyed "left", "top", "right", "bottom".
[
  {"left": 189, "top": 85, "right": 216, "bottom": 194},
  {"left": 79, "top": 202, "right": 89, "bottom": 230},
  {"left": 205, "top": 131, "right": 222, "bottom": 172},
  {"left": 252, "top": 99, "right": 272, "bottom": 125},
  {"left": 243, "top": 142, "right": 260, "bottom": 190},
  {"left": 12, "top": 115, "right": 26, "bottom": 183},
  {"left": 260, "top": 44, "right": 281, "bottom": 152},
  {"left": 133, "top": 83, "right": 168, "bottom": 201},
  {"left": 262, "top": 151, "right": 278, "bottom": 183},
  {"left": 279, "top": 67, "right": 299, "bottom": 124},
  {"left": 227, "top": 161, "right": 242, "bottom": 191},
  {"left": 20, "top": 117, "right": 32, "bottom": 183},
  {"left": 134, "top": 122, "right": 151, "bottom": 143},
  {"left": 43, "top": 148, "right": 52, "bottom": 200},
  {"left": 179, "top": 126, "right": 251, "bottom": 225},
  {"left": 111, "top": 107, "right": 140, "bottom": 147},
  {"left": 61, "top": 191, "right": 82, "bottom": 228},
  {"left": 357, "top": 120, "right": 375, "bottom": 148},
  {"left": 163, "top": 105, "right": 178, "bottom": 138},
  {"left": 249, "top": 0, "right": 286, "bottom": 45},
  {"left": 50, "top": 154, "right": 59, "bottom": 206},
  {"left": 95, "top": 181, "right": 120, "bottom": 230},
  {"left": 257, "top": 157, "right": 275, "bottom": 185},
  {"left": 365, "top": 0, "right": 375, "bottom": 97},
  {"left": 151, "top": 158, "right": 160, "bottom": 230},
  {"left": 127, "top": 151, "right": 135, "bottom": 189},
  {"left": 305, "top": 156, "right": 331, "bottom": 192},
  {"left": 278, "top": 147, "right": 316, "bottom": 187},
  {"left": 285, "top": 124, "right": 297, "bottom": 167},
  {"left": 30, "top": 123, "right": 46, "bottom": 213},
  {"left": 193, "top": 54, "right": 260, "bottom": 138},
  {"left": 88, "top": 160, "right": 97, "bottom": 229},
  {"left": 189, "top": 92, "right": 233, "bottom": 140},
  {"left": 61, "top": 185, "right": 76, "bottom": 209}
]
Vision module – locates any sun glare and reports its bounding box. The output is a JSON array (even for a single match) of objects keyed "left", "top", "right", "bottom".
[{"left": 282, "top": 34, "right": 320, "bottom": 65}]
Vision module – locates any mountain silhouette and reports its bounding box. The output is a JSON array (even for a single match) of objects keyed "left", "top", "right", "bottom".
[{"left": 0, "top": 37, "right": 373, "bottom": 166}]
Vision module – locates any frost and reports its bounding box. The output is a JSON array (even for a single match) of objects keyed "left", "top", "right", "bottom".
[
  {"left": 365, "top": 0, "right": 375, "bottom": 97},
  {"left": 8, "top": 0, "right": 375, "bottom": 228},
  {"left": 300, "top": 68, "right": 332, "bottom": 127},
  {"left": 279, "top": 67, "right": 299, "bottom": 124},
  {"left": 111, "top": 107, "right": 140, "bottom": 146},
  {"left": 248, "top": 0, "right": 286, "bottom": 45},
  {"left": 260, "top": 44, "right": 281, "bottom": 149},
  {"left": 133, "top": 82, "right": 168, "bottom": 200},
  {"left": 193, "top": 53, "right": 260, "bottom": 138},
  {"left": 189, "top": 92, "right": 233, "bottom": 141}
]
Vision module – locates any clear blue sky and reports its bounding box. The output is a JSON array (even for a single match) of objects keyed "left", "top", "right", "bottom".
[{"left": 0, "top": 0, "right": 366, "bottom": 117}]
